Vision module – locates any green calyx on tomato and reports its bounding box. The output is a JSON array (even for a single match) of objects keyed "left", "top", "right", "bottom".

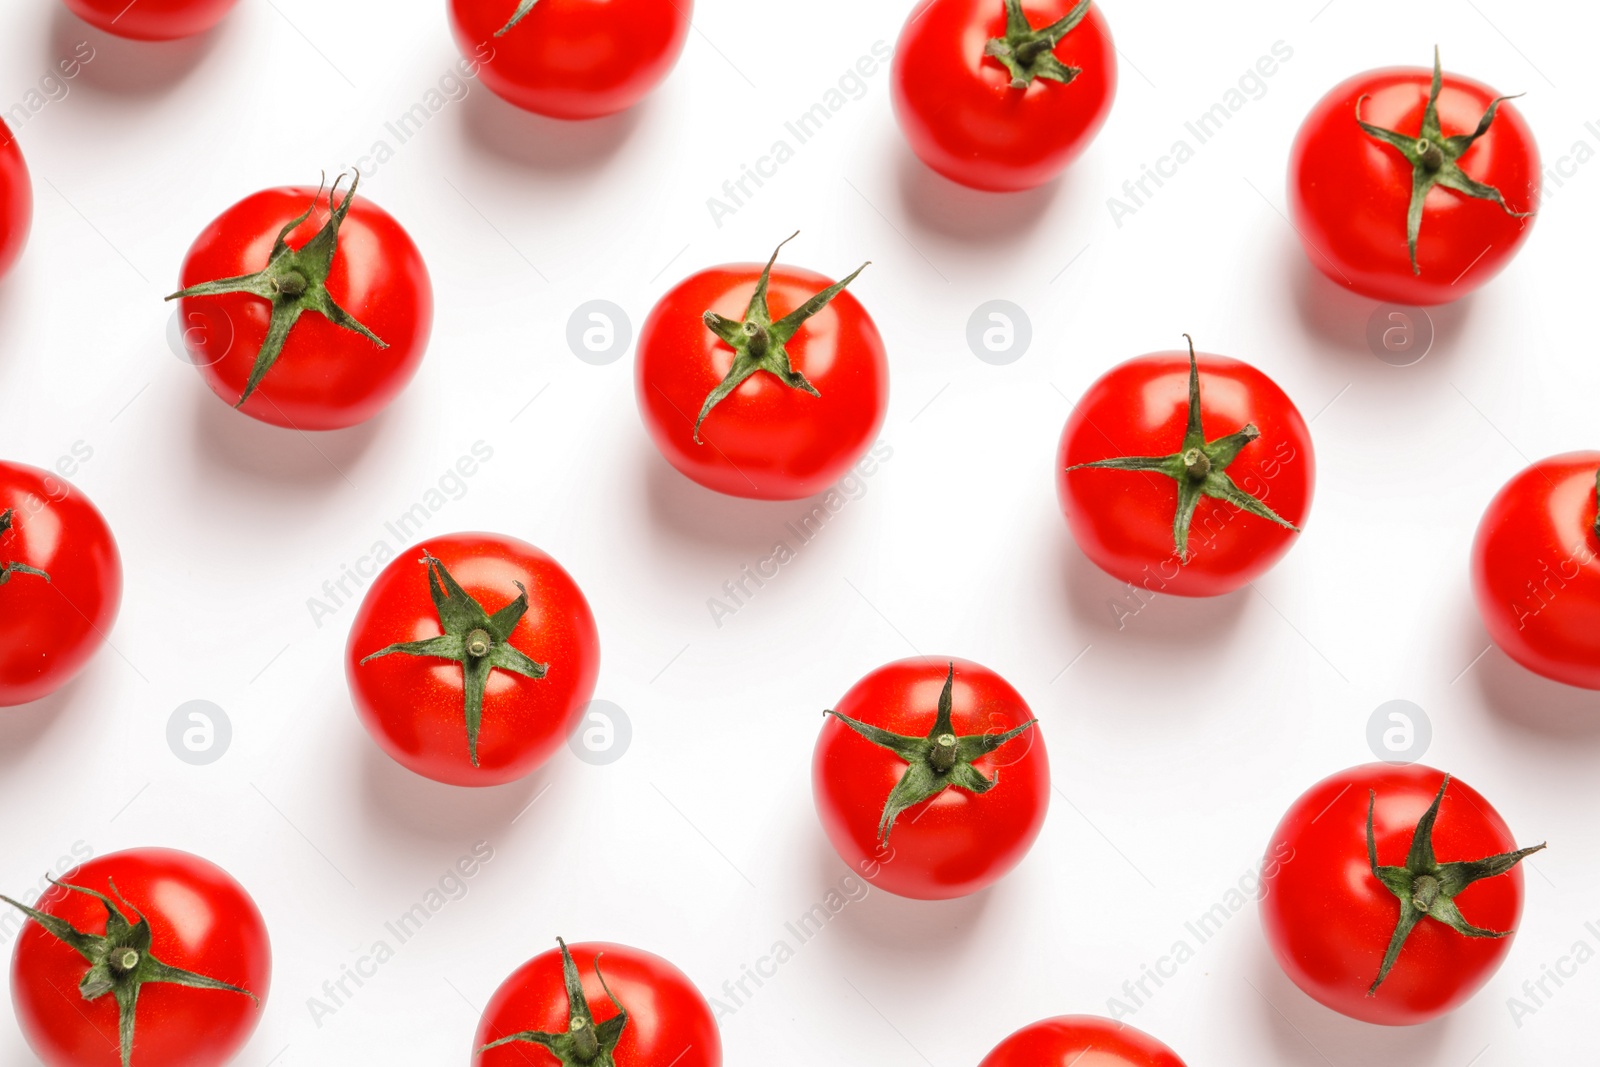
[
  {"left": 824, "top": 662, "right": 1037, "bottom": 845},
  {"left": 360, "top": 553, "right": 548, "bottom": 766},
  {"left": 1066, "top": 335, "right": 1299, "bottom": 560},
  {"left": 1366, "top": 775, "right": 1545, "bottom": 996},
  {"left": 495, "top": 0, "right": 541, "bottom": 36},
  {"left": 1355, "top": 47, "right": 1533, "bottom": 276},
  {"left": 694, "top": 232, "right": 869, "bottom": 444},
  {"left": 480, "top": 938, "right": 629, "bottom": 1064},
  {"left": 165, "top": 172, "right": 389, "bottom": 409},
  {"left": 0, "top": 508, "right": 50, "bottom": 586},
  {"left": 983, "top": 0, "right": 1092, "bottom": 90},
  {"left": 0, "top": 879, "right": 258, "bottom": 1067}
]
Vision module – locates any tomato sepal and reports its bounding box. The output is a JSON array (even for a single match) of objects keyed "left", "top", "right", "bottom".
[
  {"left": 693, "top": 232, "right": 869, "bottom": 443},
  {"left": 0, "top": 508, "right": 51, "bottom": 586},
  {"left": 983, "top": 0, "right": 1092, "bottom": 89},
  {"left": 495, "top": 0, "right": 543, "bottom": 36},
  {"left": 479, "top": 938, "right": 629, "bottom": 1065},
  {"left": 1, "top": 878, "right": 259, "bottom": 1067},
  {"left": 1066, "top": 335, "right": 1300, "bottom": 559},
  {"left": 166, "top": 172, "right": 390, "bottom": 409},
  {"left": 360, "top": 553, "right": 549, "bottom": 767},
  {"left": 1353, "top": 47, "right": 1533, "bottom": 276},
  {"left": 1365, "top": 775, "right": 1545, "bottom": 997},
  {"left": 824, "top": 662, "right": 1037, "bottom": 845}
]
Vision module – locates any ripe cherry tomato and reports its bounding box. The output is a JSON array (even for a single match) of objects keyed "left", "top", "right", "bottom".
[
  {"left": 1057, "top": 337, "right": 1314, "bottom": 598},
  {"left": 346, "top": 533, "right": 600, "bottom": 787},
  {"left": 1261, "top": 763, "right": 1543, "bottom": 1026},
  {"left": 892, "top": 0, "right": 1117, "bottom": 192},
  {"left": 1290, "top": 48, "right": 1538, "bottom": 306},
  {"left": 171, "top": 174, "right": 432, "bottom": 431},
  {"left": 475, "top": 939, "right": 720, "bottom": 1067},
  {"left": 448, "top": 0, "right": 693, "bottom": 120},
  {"left": 60, "top": 0, "right": 239, "bottom": 40},
  {"left": 0, "top": 120, "right": 30, "bottom": 281},
  {"left": 1471, "top": 452, "right": 1600, "bottom": 689},
  {"left": 3, "top": 848, "right": 270, "bottom": 1067},
  {"left": 0, "top": 461, "right": 122, "bottom": 707},
  {"left": 637, "top": 234, "right": 888, "bottom": 501},
  {"left": 812, "top": 658, "right": 1048, "bottom": 900},
  {"left": 979, "top": 1016, "right": 1187, "bottom": 1067}
]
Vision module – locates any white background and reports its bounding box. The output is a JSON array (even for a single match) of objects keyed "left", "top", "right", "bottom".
[{"left": 1, "top": 0, "right": 1597, "bottom": 1063}]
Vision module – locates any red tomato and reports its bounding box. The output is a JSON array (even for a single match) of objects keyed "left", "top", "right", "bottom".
[
  {"left": 346, "top": 533, "right": 600, "bottom": 787},
  {"left": 1289, "top": 49, "right": 1538, "bottom": 306},
  {"left": 448, "top": 0, "right": 692, "bottom": 120},
  {"left": 0, "top": 120, "right": 30, "bottom": 281},
  {"left": 1261, "top": 763, "right": 1543, "bottom": 1025},
  {"left": 4, "top": 848, "right": 270, "bottom": 1067},
  {"left": 980, "top": 1016, "right": 1187, "bottom": 1067},
  {"left": 1057, "top": 339, "right": 1314, "bottom": 598},
  {"left": 812, "top": 658, "right": 1048, "bottom": 900},
  {"left": 1471, "top": 452, "right": 1600, "bottom": 689},
  {"left": 61, "top": 0, "right": 238, "bottom": 39},
  {"left": 475, "top": 939, "right": 720, "bottom": 1067},
  {"left": 636, "top": 235, "right": 888, "bottom": 500},
  {"left": 0, "top": 461, "right": 122, "bottom": 707},
  {"left": 892, "top": 0, "right": 1117, "bottom": 192},
  {"left": 171, "top": 176, "right": 432, "bottom": 431}
]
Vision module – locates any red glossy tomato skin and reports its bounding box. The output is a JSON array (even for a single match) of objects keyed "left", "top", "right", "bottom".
[
  {"left": 812, "top": 657, "right": 1049, "bottom": 900},
  {"left": 346, "top": 533, "right": 600, "bottom": 788},
  {"left": 1057, "top": 351, "right": 1314, "bottom": 598},
  {"left": 11, "top": 848, "right": 271, "bottom": 1067},
  {"left": 448, "top": 0, "right": 693, "bottom": 120},
  {"left": 176, "top": 186, "right": 433, "bottom": 431},
  {"left": 1260, "top": 764, "right": 1525, "bottom": 1026},
  {"left": 0, "top": 462, "right": 122, "bottom": 707},
  {"left": 0, "top": 119, "right": 30, "bottom": 280},
  {"left": 636, "top": 263, "right": 889, "bottom": 501},
  {"left": 62, "top": 0, "right": 239, "bottom": 40},
  {"left": 1289, "top": 65, "right": 1538, "bottom": 306},
  {"left": 474, "top": 942, "right": 721, "bottom": 1067},
  {"left": 1471, "top": 452, "right": 1600, "bottom": 689},
  {"left": 892, "top": 0, "right": 1117, "bottom": 192},
  {"left": 980, "top": 1016, "right": 1187, "bottom": 1067}
]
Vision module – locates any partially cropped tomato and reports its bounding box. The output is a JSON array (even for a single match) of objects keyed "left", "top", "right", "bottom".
[
  {"left": 1290, "top": 48, "right": 1538, "bottom": 306},
  {"left": 347, "top": 532, "right": 600, "bottom": 787},
  {"left": 637, "top": 235, "right": 888, "bottom": 500},
  {"left": 892, "top": 0, "right": 1117, "bottom": 192},
  {"left": 171, "top": 174, "right": 432, "bottom": 430},
  {"left": 0, "top": 119, "right": 30, "bottom": 281},
  {"left": 449, "top": 0, "right": 692, "bottom": 120},
  {"left": 475, "top": 939, "right": 720, "bottom": 1067},
  {"left": 0, "top": 461, "right": 122, "bottom": 707},
  {"left": 3, "top": 848, "right": 270, "bottom": 1067},
  {"left": 1057, "top": 336, "right": 1313, "bottom": 598},
  {"left": 1471, "top": 452, "right": 1600, "bottom": 689},
  {"left": 61, "top": 0, "right": 238, "bottom": 39},
  {"left": 980, "top": 1016, "right": 1187, "bottom": 1067},
  {"left": 1261, "top": 763, "right": 1543, "bottom": 1026},
  {"left": 813, "top": 658, "right": 1048, "bottom": 900}
]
